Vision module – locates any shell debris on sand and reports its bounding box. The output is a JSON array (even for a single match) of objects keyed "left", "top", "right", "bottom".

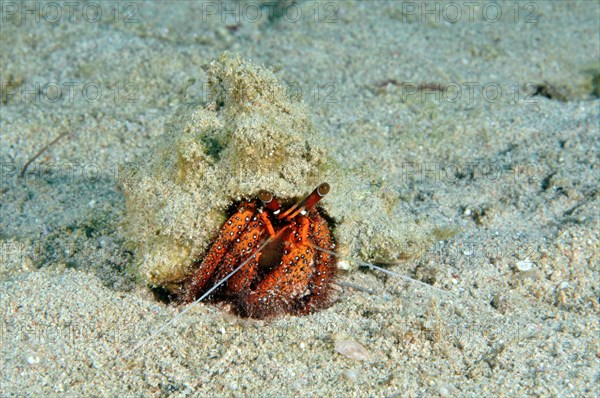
[{"left": 335, "top": 339, "right": 371, "bottom": 361}]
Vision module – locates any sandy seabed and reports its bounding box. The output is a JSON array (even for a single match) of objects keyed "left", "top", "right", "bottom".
[{"left": 1, "top": 1, "right": 598, "bottom": 396}]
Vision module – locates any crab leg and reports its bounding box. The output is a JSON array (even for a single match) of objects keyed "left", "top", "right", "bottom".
[
  {"left": 241, "top": 216, "right": 315, "bottom": 317},
  {"left": 218, "top": 211, "right": 276, "bottom": 294},
  {"left": 300, "top": 209, "right": 337, "bottom": 314},
  {"left": 179, "top": 203, "right": 257, "bottom": 303}
]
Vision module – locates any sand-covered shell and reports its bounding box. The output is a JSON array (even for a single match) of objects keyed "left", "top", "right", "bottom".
[{"left": 119, "top": 53, "right": 434, "bottom": 290}]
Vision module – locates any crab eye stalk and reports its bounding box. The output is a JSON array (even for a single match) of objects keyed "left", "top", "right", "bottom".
[
  {"left": 316, "top": 182, "right": 330, "bottom": 196},
  {"left": 259, "top": 189, "right": 282, "bottom": 214},
  {"left": 281, "top": 182, "right": 330, "bottom": 220},
  {"left": 258, "top": 190, "right": 272, "bottom": 203}
]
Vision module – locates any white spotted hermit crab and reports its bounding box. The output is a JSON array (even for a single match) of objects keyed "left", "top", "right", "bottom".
[
  {"left": 178, "top": 183, "right": 337, "bottom": 318},
  {"left": 120, "top": 53, "right": 435, "bottom": 320}
]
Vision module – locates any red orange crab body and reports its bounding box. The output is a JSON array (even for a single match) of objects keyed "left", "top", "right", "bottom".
[{"left": 179, "top": 183, "right": 336, "bottom": 318}]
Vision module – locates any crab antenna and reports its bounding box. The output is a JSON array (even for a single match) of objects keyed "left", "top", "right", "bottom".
[
  {"left": 122, "top": 235, "right": 276, "bottom": 359},
  {"left": 258, "top": 190, "right": 282, "bottom": 214},
  {"left": 309, "top": 243, "right": 447, "bottom": 295},
  {"left": 280, "top": 182, "right": 330, "bottom": 220}
]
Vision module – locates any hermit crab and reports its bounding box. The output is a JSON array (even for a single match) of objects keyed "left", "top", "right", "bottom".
[{"left": 178, "top": 183, "right": 337, "bottom": 319}]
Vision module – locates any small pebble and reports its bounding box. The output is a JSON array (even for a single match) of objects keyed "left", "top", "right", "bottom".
[
  {"left": 292, "top": 378, "right": 308, "bottom": 390},
  {"left": 25, "top": 352, "right": 40, "bottom": 365},
  {"left": 345, "top": 367, "right": 361, "bottom": 381},
  {"left": 438, "top": 383, "right": 452, "bottom": 397},
  {"left": 97, "top": 236, "right": 113, "bottom": 248}
]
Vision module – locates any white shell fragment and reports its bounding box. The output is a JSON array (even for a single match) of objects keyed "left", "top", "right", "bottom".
[
  {"left": 335, "top": 339, "right": 371, "bottom": 361},
  {"left": 516, "top": 259, "right": 534, "bottom": 272}
]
